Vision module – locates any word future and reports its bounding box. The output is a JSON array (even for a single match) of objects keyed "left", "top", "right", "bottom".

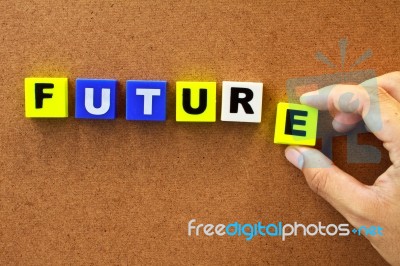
[{"left": 24, "top": 78, "right": 318, "bottom": 146}]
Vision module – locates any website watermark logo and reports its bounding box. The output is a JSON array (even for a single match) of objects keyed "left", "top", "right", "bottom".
[
  {"left": 286, "top": 38, "right": 382, "bottom": 164},
  {"left": 188, "top": 219, "right": 383, "bottom": 241}
]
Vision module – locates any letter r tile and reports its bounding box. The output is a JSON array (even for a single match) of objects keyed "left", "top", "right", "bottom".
[
  {"left": 221, "top": 81, "right": 263, "bottom": 123},
  {"left": 274, "top": 102, "right": 318, "bottom": 146}
]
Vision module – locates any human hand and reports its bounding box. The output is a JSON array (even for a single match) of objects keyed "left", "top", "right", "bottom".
[{"left": 284, "top": 71, "right": 400, "bottom": 265}]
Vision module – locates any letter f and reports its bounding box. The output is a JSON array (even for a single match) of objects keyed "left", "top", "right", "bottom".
[
  {"left": 188, "top": 219, "right": 197, "bottom": 236},
  {"left": 35, "top": 83, "right": 54, "bottom": 108}
]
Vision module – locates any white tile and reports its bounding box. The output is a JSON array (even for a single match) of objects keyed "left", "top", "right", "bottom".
[{"left": 221, "top": 81, "right": 263, "bottom": 123}]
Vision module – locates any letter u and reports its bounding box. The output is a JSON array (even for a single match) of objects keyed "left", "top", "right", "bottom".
[
  {"left": 182, "top": 88, "right": 208, "bottom": 114},
  {"left": 85, "top": 88, "right": 111, "bottom": 115}
]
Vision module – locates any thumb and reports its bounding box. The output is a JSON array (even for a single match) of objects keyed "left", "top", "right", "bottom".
[{"left": 285, "top": 146, "right": 372, "bottom": 222}]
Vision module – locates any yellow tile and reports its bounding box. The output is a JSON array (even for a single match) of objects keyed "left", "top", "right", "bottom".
[
  {"left": 274, "top": 102, "right": 318, "bottom": 146},
  {"left": 176, "top": 81, "right": 216, "bottom": 122},
  {"left": 25, "top": 78, "right": 68, "bottom": 118}
]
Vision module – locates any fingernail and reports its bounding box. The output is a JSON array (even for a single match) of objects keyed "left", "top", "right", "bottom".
[
  {"left": 299, "top": 91, "right": 318, "bottom": 105},
  {"left": 285, "top": 147, "right": 304, "bottom": 170}
]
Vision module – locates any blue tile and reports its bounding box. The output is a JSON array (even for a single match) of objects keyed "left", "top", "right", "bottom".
[
  {"left": 75, "top": 78, "right": 117, "bottom": 119},
  {"left": 126, "top": 80, "right": 167, "bottom": 121}
]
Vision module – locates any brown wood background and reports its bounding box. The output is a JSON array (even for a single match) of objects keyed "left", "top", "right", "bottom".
[{"left": 0, "top": 0, "right": 398, "bottom": 265}]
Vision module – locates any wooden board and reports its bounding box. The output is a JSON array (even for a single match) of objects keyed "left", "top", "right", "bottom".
[{"left": 0, "top": 0, "right": 398, "bottom": 264}]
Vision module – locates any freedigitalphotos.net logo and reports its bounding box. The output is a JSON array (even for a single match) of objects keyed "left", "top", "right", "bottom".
[
  {"left": 188, "top": 219, "right": 383, "bottom": 241},
  {"left": 286, "top": 38, "right": 382, "bottom": 164}
]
